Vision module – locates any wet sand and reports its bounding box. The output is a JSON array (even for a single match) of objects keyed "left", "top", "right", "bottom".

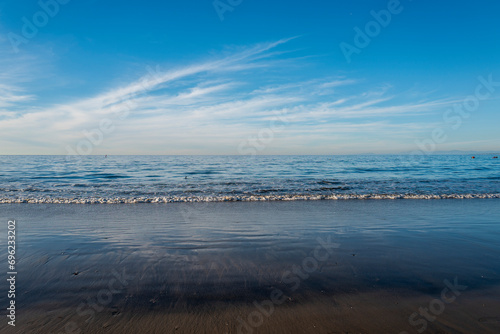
[{"left": 1, "top": 200, "right": 500, "bottom": 333}]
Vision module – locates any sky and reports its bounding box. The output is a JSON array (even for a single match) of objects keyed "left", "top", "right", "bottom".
[{"left": 0, "top": 0, "right": 499, "bottom": 155}]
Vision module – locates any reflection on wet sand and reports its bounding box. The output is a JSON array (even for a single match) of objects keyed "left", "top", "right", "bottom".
[{"left": 1, "top": 200, "right": 500, "bottom": 333}]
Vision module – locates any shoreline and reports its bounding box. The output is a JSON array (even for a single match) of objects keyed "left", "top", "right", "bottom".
[
  {"left": 1, "top": 199, "right": 499, "bottom": 333},
  {"left": 2, "top": 193, "right": 500, "bottom": 204}
]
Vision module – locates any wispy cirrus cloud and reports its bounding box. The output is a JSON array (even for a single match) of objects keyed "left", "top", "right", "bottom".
[
  {"left": 0, "top": 50, "right": 38, "bottom": 113},
  {"left": 0, "top": 38, "right": 466, "bottom": 154},
  {"left": 0, "top": 84, "right": 33, "bottom": 109}
]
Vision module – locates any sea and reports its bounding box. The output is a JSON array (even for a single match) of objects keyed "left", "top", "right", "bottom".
[{"left": 0, "top": 155, "right": 499, "bottom": 203}]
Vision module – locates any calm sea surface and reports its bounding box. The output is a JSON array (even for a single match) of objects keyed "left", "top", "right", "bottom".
[{"left": 0, "top": 155, "right": 499, "bottom": 203}]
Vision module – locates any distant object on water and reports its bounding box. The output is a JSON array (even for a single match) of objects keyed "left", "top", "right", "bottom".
[{"left": 471, "top": 155, "right": 499, "bottom": 159}]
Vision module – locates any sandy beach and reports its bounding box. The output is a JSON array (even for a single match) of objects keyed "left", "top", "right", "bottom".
[
  {"left": 2, "top": 0, "right": 499, "bottom": 331},
  {"left": 1, "top": 199, "right": 500, "bottom": 333}
]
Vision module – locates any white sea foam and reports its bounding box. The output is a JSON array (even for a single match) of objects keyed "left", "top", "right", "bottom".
[
  {"left": 3, "top": 156, "right": 500, "bottom": 202},
  {"left": 1, "top": 193, "right": 500, "bottom": 204}
]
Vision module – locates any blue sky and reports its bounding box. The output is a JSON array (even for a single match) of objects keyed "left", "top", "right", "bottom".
[{"left": 0, "top": 0, "right": 499, "bottom": 154}]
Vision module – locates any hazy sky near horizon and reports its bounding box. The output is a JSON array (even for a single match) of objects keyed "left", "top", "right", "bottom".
[{"left": 1, "top": 0, "right": 499, "bottom": 155}]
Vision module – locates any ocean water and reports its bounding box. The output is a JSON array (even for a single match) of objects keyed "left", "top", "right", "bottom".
[{"left": 0, "top": 155, "right": 499, "bottom": 203}]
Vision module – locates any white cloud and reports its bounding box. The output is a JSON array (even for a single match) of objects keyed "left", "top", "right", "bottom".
[{"left": 0, "top": 38, "right": 464, "bottom": 154}]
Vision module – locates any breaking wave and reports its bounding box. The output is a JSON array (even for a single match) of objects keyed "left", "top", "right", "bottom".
[{"left": 2, "top": 193, "right": 500, "bottom": 204}]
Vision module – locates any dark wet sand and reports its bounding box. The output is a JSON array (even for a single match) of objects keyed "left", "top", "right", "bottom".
[{"left": 1, "top": 200, "right": 500, "bottom": 333}]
